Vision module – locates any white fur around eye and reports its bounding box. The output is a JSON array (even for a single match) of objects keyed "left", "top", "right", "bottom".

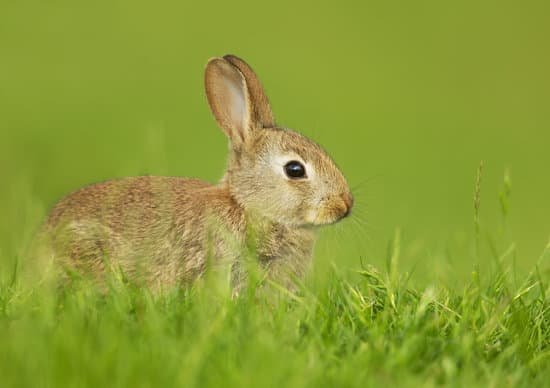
[{"left": 272, "top": 154, "right": 315, "bottom": 180}]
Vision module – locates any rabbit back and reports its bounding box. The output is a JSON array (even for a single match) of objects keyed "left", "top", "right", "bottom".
[{"left": 42, "top": 176, "right": 245, "bottom": 289}]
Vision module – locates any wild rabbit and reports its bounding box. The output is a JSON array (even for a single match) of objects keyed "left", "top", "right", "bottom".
[{"left": 38, "top": 55, "right": 353, "bottom": 293}]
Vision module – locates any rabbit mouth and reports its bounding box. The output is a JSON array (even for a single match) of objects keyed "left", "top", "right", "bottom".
[{"left": 312, "top": 198, "right": 353, "bottom": 226}]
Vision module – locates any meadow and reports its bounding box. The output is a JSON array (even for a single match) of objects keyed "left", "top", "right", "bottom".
[{"left": 1, "top": 0, "right": 549, "bottom": 386}]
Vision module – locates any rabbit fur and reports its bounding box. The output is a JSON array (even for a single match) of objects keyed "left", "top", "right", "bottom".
[{"left": 37, "top": 55, "right": 354, "bottom": 293}]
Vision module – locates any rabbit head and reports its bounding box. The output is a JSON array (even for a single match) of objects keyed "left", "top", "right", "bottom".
[{"left": 205, "top": 55, "right": 353, "bottom": 227}]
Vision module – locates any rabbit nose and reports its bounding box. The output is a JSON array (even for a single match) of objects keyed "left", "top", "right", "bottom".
[{"left": 341, "top": 192, "right": 354, "bottom": 217}]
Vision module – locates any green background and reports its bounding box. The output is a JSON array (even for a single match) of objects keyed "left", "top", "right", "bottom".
[{"left": 1, "top": 0, "right": 549, "bottom": 282}]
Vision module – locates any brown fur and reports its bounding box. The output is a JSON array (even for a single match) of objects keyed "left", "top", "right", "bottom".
[{"left": 36, "top": 55, "right": 353, "bottom": 293}]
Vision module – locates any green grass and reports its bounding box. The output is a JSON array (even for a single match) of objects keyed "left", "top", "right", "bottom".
[{"left": 1, "top": 226, "right": 548, "bottom": 387}]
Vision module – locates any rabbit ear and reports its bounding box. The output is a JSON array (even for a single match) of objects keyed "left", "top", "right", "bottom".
[
  {"left": 205, "top": 57, "right": 252, "bottom": 144},
  {"left": 205, "top": 56, "right": 275, "bottom": 145},
  {"left": 223, "top": 55, "right": 275, "bottom": 129}
]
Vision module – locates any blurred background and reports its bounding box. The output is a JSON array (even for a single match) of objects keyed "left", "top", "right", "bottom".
[{"left": 1, "top": 0, "right": 549, "bottom": 285}]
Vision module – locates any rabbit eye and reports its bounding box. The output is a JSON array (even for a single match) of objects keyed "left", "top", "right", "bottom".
[{"left": 284, "top": 160, "right": 307, "bottom": 179}]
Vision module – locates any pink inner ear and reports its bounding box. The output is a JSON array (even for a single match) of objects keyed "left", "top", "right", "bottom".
[{"left": 224, "top": 78, "right": 247, "bottom": 133}]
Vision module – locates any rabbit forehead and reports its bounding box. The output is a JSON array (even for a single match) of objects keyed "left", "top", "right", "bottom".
[{"left": 273, "top": 129, "right": 344, "bottom": 177}]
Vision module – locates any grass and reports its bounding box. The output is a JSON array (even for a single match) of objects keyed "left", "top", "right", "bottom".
[{"left": 1, "top": 226, "right": 548, "bottom": 387}]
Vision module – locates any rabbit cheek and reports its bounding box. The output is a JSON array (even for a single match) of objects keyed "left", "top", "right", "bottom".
[{"left": 303, "top": 207, "right": 320, "bottom": 225}]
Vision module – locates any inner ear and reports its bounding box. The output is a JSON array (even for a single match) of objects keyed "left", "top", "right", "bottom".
[
  {"left": 223, "top": 55, "right": 275, "bottom": 128},
  {"left": 205, "top": 58, "right": 252, "bottom": 144},
  {"left": 223, "top": 77, "right": 248, "bottom": 141}
]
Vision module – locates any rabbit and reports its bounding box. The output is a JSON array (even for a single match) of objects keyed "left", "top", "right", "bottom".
[{"left": 36, "top": 55, "right": 354, "bottom": 294}]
